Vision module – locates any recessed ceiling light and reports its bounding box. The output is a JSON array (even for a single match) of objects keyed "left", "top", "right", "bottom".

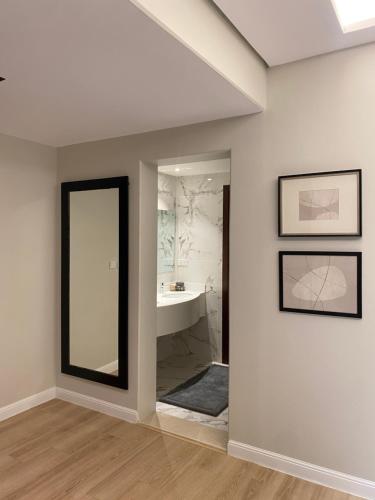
[
  {"left": 207, "top": 178, "right": 213, "bottom": 181},
  {"left": 331, "top": 0, "right": 375, "bottom": 33},
  {"left": 174, "top": 167, "right": 180, "bottom": 172}
]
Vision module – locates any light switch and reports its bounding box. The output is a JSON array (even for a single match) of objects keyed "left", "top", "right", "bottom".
[{"left": 109, "top": 260, "right": 118, "bottom": 270}]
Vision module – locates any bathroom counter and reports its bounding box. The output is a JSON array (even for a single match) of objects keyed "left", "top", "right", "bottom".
[
  {"left": 157, "top": 286, "right": 206, "bottom": 337},
  {"left": 157, "top": 290, "right": 201, "bottom": 306}
]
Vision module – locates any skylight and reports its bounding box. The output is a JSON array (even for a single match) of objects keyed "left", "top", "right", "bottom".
[{"left": 331, "top": 0, "right": 375, "bottom": 32}]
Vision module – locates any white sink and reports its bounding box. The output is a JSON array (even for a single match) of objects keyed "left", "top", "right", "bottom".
[{"left": 157, "top": 286, "right": 205, "bottom": 337}]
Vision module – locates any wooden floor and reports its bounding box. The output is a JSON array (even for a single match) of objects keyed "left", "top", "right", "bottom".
[{"left": 0, "top": 400, "right": 362, "bottom": 500}]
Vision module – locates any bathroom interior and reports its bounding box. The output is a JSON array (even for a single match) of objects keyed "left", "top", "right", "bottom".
[{"left": 155, "top": 153, "right": 230, "bottom": 442}]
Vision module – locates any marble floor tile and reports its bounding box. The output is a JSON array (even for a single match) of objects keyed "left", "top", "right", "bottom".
[
  {"left": 156, "top": 353, "right": 228, "bottom": 432},
  {"left": 156, "top": 402, "right": 228, "bottom": 432}
]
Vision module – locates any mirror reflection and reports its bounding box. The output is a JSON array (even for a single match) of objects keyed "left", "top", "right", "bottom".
[
  {"left": 69, "top": 188, "right": 119, "bottom": 375},
  {"left": 157, "top": 209, "right": 176, "bottom": 274}
]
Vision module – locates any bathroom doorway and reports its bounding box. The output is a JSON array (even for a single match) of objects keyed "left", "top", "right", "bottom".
[{"left": 151, "top": 152, "right": 230, "bottom": 449}]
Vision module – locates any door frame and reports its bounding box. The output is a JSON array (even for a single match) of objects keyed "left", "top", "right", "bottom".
[{"left": 222, "top": 185, "right": 230, "bottom": 365}]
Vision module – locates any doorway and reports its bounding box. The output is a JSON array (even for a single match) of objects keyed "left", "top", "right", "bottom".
[{"left": 147, "top": 152, "right": 230, "bottom": 449}]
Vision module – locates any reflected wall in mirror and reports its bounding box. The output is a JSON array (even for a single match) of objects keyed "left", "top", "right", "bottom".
[
  {"left": 70, "top": 188, "right": 119, "bottom": 371},
  {"left": 157, "top": 209, "right": 176, "bottom": 273},
  {"left": 61, "top": 177, "right": 128, "bottom": 389}
]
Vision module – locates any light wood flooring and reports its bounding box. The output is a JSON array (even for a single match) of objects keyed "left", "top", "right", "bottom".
[{"left": 0, "top": 399, "right": 362, "bottom": 500}]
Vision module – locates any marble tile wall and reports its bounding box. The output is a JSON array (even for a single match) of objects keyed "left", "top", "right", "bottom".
[
  {"left": 158, "top": 172, "right": 176, "bottom": 212},
  {"left": 157, "top": 171, "right": 230, "bottom": 366},
  {"left": 175, "top": 172, "right": 230, "bottom": 362}
]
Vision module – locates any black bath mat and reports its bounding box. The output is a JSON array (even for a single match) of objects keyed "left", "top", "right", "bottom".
[{"left": 159, "top": 364, "right": 228, "bottom": 417}]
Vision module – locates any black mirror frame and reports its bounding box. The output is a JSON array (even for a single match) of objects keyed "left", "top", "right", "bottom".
[{"left": 61, "top": 176, "right": 129, "bottom": 389}]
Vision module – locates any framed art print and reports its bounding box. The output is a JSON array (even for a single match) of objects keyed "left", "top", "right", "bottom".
[
  {"left": 278, "top": 169, "right": 362, "bottom": 236},
  {"left": 279, "top": 251, "right": 362, "bottom": 318}
]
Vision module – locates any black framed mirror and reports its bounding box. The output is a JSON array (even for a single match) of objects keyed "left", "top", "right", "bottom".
[{"left": 61, "top": 177, "right": 128, "bottom": 389}]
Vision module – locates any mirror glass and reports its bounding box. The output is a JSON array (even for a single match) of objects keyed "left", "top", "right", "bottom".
[
  {"left": 69, "top": 188, "right": 119, "bottom": 374},
  {"left": 157, "top": 209, "right": 176, "bottom": 273}
]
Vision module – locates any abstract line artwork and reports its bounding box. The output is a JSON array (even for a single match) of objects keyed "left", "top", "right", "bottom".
[
  {"left": 299, "top": 188, "right": 339, "bottom": 221},
  {"left": 279, "top": 252, "right": 362, "bottom": 318}
]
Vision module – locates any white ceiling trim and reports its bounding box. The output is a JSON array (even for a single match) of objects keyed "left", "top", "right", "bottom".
[{"left": 130, "top": 0, "right": 266, "bottom": 110}]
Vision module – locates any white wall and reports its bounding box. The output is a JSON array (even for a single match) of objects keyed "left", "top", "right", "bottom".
[
  {"left": 57, "top": 42, "right": 375, "bottom": 482},
  {"left": 0, "top": 133, "right": 57, "bottom": 407},
  {"left": 248, "top": 42, "right": 374, "bottom": 480}
]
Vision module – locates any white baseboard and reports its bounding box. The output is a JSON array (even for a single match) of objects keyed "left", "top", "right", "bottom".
[
  {"left": 0, "top": 386, "right": 138, "bottom": 426},
  {"left": 96, "top": 360, "right": 118, "bottom": 374},
  {"left": 0, "top": 387, "right": 56, "bottom": 423},
  {"left": 56, "top": 387, "right": 139, "bottom": 423},
  {"left": 228, "top": 440, "right": 375, "bottom": 500}
]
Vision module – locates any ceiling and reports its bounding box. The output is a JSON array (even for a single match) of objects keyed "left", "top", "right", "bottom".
[
  {"left": 214, "top": 0, "right": 375, "bottom": 66},
  {"left": 2, "top": 1, "right": 374, "bottom": 147},
  {"left": 0, "top": 0, "right": 257, "bottom": 147}
]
